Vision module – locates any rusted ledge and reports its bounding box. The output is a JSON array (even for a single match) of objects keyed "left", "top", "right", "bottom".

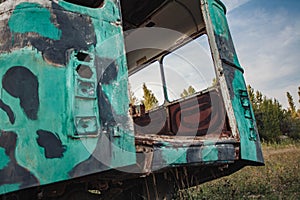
[{"left": 135, "top": 134, "right": 238, "bottom": 147}]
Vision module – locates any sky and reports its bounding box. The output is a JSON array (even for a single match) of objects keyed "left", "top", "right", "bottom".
[
  {"left": 222, "top": 0, "right": 300, "bottom": 108},
  {"left": 129, "top": 0, "right": 300, "bottom": 109}
]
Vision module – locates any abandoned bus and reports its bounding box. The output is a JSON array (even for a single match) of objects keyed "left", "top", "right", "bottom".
[{"left": 0, "top": 0, "right": 264, "bottom": 199}]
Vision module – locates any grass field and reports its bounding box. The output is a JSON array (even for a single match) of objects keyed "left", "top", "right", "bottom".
[{"left": 178, "top": 142, "right": 300, "bottom": 199}]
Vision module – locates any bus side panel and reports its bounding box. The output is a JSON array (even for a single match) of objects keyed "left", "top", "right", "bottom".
[
  {"left": 203, "top": 0, "right": 263, "bottom": 164},
  {"left": 0, "top": 0, "right": 135, "bottom": 195}
]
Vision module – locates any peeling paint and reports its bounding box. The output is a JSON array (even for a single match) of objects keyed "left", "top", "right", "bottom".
[
  {"left": 0, "top": 0, "right": 135, "bottom": 195},
  {"left": 8, "top": 2, "right": 62, "bottom": 40},
  {"left": 204, "top": 0, "right": 264, "bottom": 164}
]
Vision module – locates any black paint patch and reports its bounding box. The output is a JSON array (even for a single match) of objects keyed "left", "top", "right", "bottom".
[
  {"left": 222, "top": 63, "right": 236, "bottom": 99},
  {"left": 215, "top": 33, "right": 237, "bottom": 64},
  {"left": 0, "top": 2, "right": 96, "bottom": 66},
  {"left": 0, "top": 131, "right": 39, "bottom": 187},
  {"left": 36, "top": 130, "right": 66, "bottom": 159},
  {"left": 95, "top": 57, "right": 119, "bottom": 126},
  {"left": 186, "top": 147, "right": 202, "bottom": 163},
  {"left": 100, "top": 61, "right": 118, "bottom": 85},
  {"left": 0, "top": 99, "right": 15, "bottom": 124},
  {"left": 95, "top": 57, "right": 119, "bottom": 85},
  {"left": 2, "top": 66, "right": 39, "bottom": 120},
  {"left": 95, "top": 56, "right": 129, "bottom": 128},
  {"left": 97, "top": 85, "right": 116, "bottom": 126},
  {"left": 69, "top": 154, "right": 109, "bottom": 178},
  {"left": 29, "top": 2, "right": 97, "bottom": 65}
]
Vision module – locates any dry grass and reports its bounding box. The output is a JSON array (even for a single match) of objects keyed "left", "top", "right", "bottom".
[{"left": 178, "top": 142, "right": 300, "bottom": 199}]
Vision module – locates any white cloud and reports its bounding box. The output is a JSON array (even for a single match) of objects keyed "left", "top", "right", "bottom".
[
  {"left": 221, "top": 0, "right": 251, "bottom": 12},
  {"left": 227, "top": 3, "right": 300, "bottom": 108}
]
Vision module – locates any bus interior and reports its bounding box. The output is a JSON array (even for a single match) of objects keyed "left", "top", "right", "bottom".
[{"left": 121, "top": 0, "right": 233, "bottom": 141}]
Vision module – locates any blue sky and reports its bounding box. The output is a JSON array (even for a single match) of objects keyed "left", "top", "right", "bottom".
[{"left": 222, "top": 0, "right": 300, "bottom": 108}]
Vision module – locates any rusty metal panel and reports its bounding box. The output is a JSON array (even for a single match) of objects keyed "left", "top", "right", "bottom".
[
  {"left": 151, "top": 142, "right": 236, "bottom": 171},
  {"left": 0, "top": 0, "right": 135, "bottom": 195}
]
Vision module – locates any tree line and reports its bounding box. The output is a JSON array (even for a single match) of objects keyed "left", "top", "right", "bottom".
[
  {"left": 248, "top": 85, "right": 300, "bottom": 142},
  {"left": 129, "top": 83, "right": 197, "bottom": 111}
]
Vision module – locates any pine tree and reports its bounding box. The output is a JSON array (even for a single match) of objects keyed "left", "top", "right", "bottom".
[
  {"left": 247, "top": 87, "right": 283, "bottom": 142},
  {"left": 188, "top": 86, "right": 196, "bottom": 95},
  {"left": 298, "top": 86, "right": 300, "bottom": 103},
  {"left": 247, "top": 85, "right": 255, "bottom": 106},
  {"left": 180, "top": 85, "right": 196, "bottom": 98},
  {"left": 128, "top": 83, "right": 138, "bottom": 105},
  {"left": 141, "top": 83, "right": 158, "bottom": 111},
  {"left": 297, "top": 86, "right": 300, "bottom": 117},
  {"left": 286, "top": 92, "right": 296, "bottom": 114},
  {"left": 255, "top": 90, "right": 263, "bottom": 108},
  {"left": 257, "top": 97, "right": 282, "bottom": 142},
  {"left": 180, "top": 89, "right": 188, "bottom": 98},
  {"left": 212, "top": 78, "right": 218, "bottom": 86}
]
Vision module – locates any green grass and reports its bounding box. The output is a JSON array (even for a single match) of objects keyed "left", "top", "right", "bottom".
[{"left": 178, "top": 142, "right": 300, "bottom": 199}]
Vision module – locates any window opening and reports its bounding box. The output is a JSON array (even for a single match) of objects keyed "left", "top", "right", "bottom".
[
  {"left": 128, "top": 62, "right": 164, "bottom": 113},
  {"left": 162, "top": 34, "right": 215, "bottom": 101}
]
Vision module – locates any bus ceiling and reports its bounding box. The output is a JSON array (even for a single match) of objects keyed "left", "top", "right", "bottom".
[{"left": 120, "top": 0, "right": 207, "bottom": 74}]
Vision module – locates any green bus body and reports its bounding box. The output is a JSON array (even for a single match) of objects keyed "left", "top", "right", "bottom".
[{"left": 0, "top": 0, "right": 263, "bottom": 198}]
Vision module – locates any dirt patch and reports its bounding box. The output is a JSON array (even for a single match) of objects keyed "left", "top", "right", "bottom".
[{"left": 262, "top": 145, "right": 300, "bottom": 157}]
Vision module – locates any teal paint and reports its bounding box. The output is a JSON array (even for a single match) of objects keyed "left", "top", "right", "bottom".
[
  {"left": 208, "top": 1, "right": 228, "bottom": 40},
  {"left": 0, "top": 48, "right": 97, "bottom": 184},
  {"left": 208, "top": 0, "right": 241, "bottom": 68},
  {"left": 231, "top": 70, "right": 259, "bottom": 161},
  {"left": 92, "top": 19, "right": 128, "bottom": 123},
  {"left": 206, "top": 0, "right": 263, "bottom": 163},
  {"left": 8, "top": 3, "right": 61, "bottom": 40},
  {"left": 109, "top": 130, "right": 136, "bottom": 168},
  {"left": 58, "top": 0, "right": 135, "bottom": 167},
  {"left": 0, "top": 0, "right": 135, "bottom": 195},
  {"left": 59, "top": 0, "right": 136, "bottom": 168},
  {"left": 160, "top": 146, "right": 188, "bottom": 165},
  {"left": 0, "top": 148, "right": 9, "bottom": 170},
  {"left": 202, "top": 141, "right": 218, "bottom": 161},
  {"left": 0, "top": 184, "right": 20, "bottom": 195},
  {"left": 101, "top": 74, "right": 130, "bottom": 115},
  {"left": 68, "top": 48, "right": 101, "bottom": 137},
  {"left": 202, "top": 145, "right": 218, "bottom": 162},
  {"left": 60, "top": 0, "right": 132, "bottom": 118}
]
